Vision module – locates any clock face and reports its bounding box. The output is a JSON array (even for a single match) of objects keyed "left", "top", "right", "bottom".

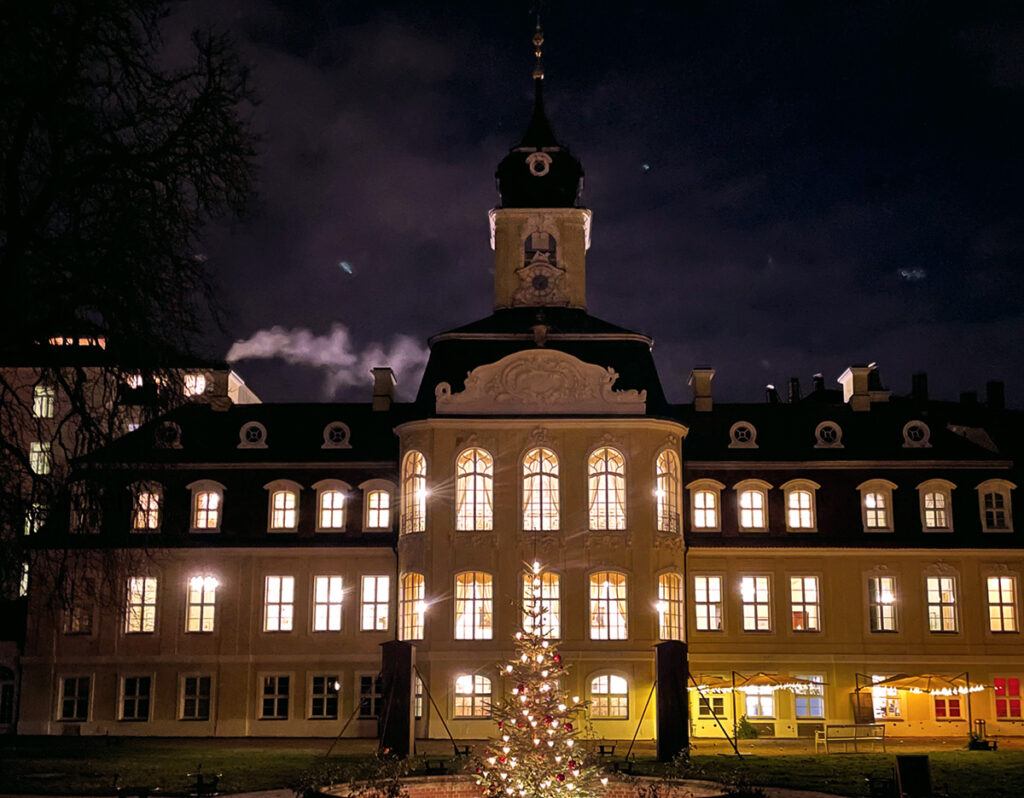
[{"left": 526, "top": 152, "right": 552, "bottom": 177}]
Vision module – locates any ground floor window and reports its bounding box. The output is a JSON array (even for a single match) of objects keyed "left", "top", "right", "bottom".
[
  {"left": 261, "top": 675, "right": 289, "bottom": 719},
  {"left": 934, "top": 696, "right": 961, "bottom": 719},
  {"left": 995, "top": 677, "right": 1022, "bottom": 719},
  {"left": 121, "top": 676, "right": 151, "bottom": 721},
  {"left": 794, "top": 675, "right": 824, "bottom": 719},
  {"left": 453, "top": 674, "right": 492, "bottom": 718},
  {"left": 359, "top": 674, "right": 383, "bottom": 719},
  {"left": 60, "top": 676, "right": 90, "bottom": 721},
  {"left": 872, "top": 675, "right": 901, "bottom": 719},
  {"left": 744, "top": 685, "right": 775, "bottom": 718},
  {"left": 181, "top": 676, "right": 211, "bottom": 721},
  {"left": 310, "top": 675, "right": 339, "bottom": 719},
  {"left": 414, "top": 673, "right": 424, "bottom": 719},
  {"left": 697, "top": 694, "right": 725, "bottom": 719},
  {"left": 590, "top": 674, "right": 629, "bottom": 718}
]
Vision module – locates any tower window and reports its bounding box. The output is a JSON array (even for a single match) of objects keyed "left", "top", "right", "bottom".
[
  {"left": 588, "top": 447, "right": 626, "bottom": 531},
  {"left": 455, "top": 448, "right": 494, "bottom": 531}
]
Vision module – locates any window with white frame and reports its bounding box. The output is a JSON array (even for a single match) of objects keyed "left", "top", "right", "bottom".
[
  {"left": 181, "top": 675, "right": 211, "bottom": 720},
  {"left": 926, "top": 575, "right": 958, "bottom": 632},
  {"left": 995, "top": 677, "right": 1022, "bottom": 719},
  {"left": 868, "top": 576, "right": 898, "bottom": 632},
  {"left": 264, "top": 576, "right": 295, "bottom": 632},
  {"left": 781, "top": 479, "right": 819, "bottom": 532},
  {"left": 456, "top": 448, "right": 494, "bottom": 531},
  {"left": 313, "top": 575, "right": 343, "bottom": 632},
  {"left": 454, "top": 571, "right": 493, "bottom": 640},
  {"left": 588, "top": 447, "right": 626, "bottom": 530},
  {"left": 360, "top": 575, "right": 390, "bottom": 631},
  {"left": 33, "top": 384, "right": 55, "bottom": 418},
  {"left": 131, "top": 483, "right": 162, "bottom": 531},
  {"left": 29, "top": 441, "right": 51, "bottom": 475},
  {"left": 934, "top": 694, "right": 962, "bottom": 720},
  {"left": 401, "top": 450, "right": 427, "bottom": 533},
  {"left": 687, "top": 479, "right": 724, "bottom": 532},
  {"left": 978, "top": 479, "right": 1015, "bottom": 532},
  {"left": 523, "top": 570, "right": 560, "bottom": 639},
  {"left": 694, "top": 575, "right": 723, "bottom": 631},
  {"left": 658, "top": 572, "right": 684, "bottom": 640},
  {"left": 656, "top": 450, "right": 681, "bottom": 533},
  {"left": 454, "top": 674, "right": 492, "bottom": 717},
  {"left": 121, "top": 676, "right": 151, "bottom": 721},
  {"left": 266, "top": 481, "right": 301, "bottom": 531},
  {"left": 414, "top": 673, "right": 424, "bottom": 719},
  {"left": 186, "top": 575, "right": 217, "bottom": 632},
  {"left": 735, "top": 480, "right": 771, "bottom": 531},
  {"left": 745, "top": 685, "right": 775, "bottom": 718},
  {"left": 790, "top": 576, "right": 820, "bottom": 632},
  {"left": 260, "top": 675, "right": 289, "bottom": 719},
  {"left": 400, "top": 573, "right": 425, "bottom": 641},
  {"left": 183, "top": 373, "right": 207, "bottom": 397},
  {"left": 59, "top": 676, "right": 90, "bottom": 721},
  {"left": 523, "top": 447, "right": 560, "bottom": 531},
  {"left": 697, "top": 694, "right": 725, "bottom": 718},
  {"left": 125, "top": 576, "right": 157, "bottom": 633},
  {"left": 360, "top": 480, "right": 395, "bottom": 531},
  {"left": 917, "top": 479, "right": 954, "bottom": 531},
  {"left": 858, "top": 480, "right": 896, "bottom": 532},
  {"left": 314, "top": 480, "right": 348, "bottom": 531},
  {"left": 359, "top": 674, "right": 383, "bottom": 718},
  {"left": 794, "top": 675, "right": 824, "bottom": 719},
  {"left": 187, "top": 481, "right": 224, "bottom": 532},
  {"left": 871, "top": 675, "right": 901, "bottom": 719},
  {"left": 589, "top": 571, "right": 628, "bottom": 640},
  {"left": 741, "top": 576, "right": 771, "bottom": 631},
  {"left": 590, "top": 674, "right": 628, "bottom": 718},
  {"left": 988, "top": 576, "right": 1018, "bottom": 633},
  {"left": 310, "top": 675, "right": 339, "bottom": 719}
]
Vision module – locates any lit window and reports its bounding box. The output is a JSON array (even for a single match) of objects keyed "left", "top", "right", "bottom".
[
  {"left": 454, "top": 674, "right": 492, "bottom": 718},
  {"left": 988, "top": 576, "right": 1018, "bottom": 633},
  {"left": 918, "top": 479, "right": 955, "bottom": 531},
  {"left": 687, "top": 479, "right": 724, "bottom": 532},
  {"left": 125, "top": 373, "right": 143, "bottom": 390},
  {"left": 24, "top": 502, "right": 46, "bottom": 536},
  {"left": 399, "top": 573, "right": 425, "bottom": 641},
  {"left": 183, "top": 373, "right": 207, "bottom": 397},
  {"left": 454, "top": 571, "right": 493, "bottom": 640},
  {"left": 126, "top": 577, "right": 157, "bottom": 633},
  {"left": 268, "top": 485, "right": 299, "bottom": 531},
  {"left": 978, "top": 479, "right": 1016, "bottom": 532},
  {"left": 781, "top": 479, "right": 819, "bottom": 531},
  {"left": 858, "top": 480, "right": 896, "bottom": 532},
  {"left": 131, "top": 484, "right": 161, "bottom": 531},
  {"left": 33, "top": 384, "right": 55, "bottom": 418},
  {"left": 313, "top": 480, "right": 349, "bottom": 531},
  {"left": 740, "top": 576, "right": 771, "bottom": 631},
  {"left": 59, "top": 676, "right": 90, "bottom": 721},
  {"left": 926, "top": 576, "right": 958, "bottom": 633},
  {"left": 790, "top": 576, "right": 820, "bottom": 632},
  {"left": 868, "top": 576, "right": 898, "bottom": 632},
  {"left": 523, "top": 570, "right": 560, "bottom": 639},
  {"left": 735, "top": 480, "right": 771, "bottom": 531},
  {"left": 694, "top": 576, "right": 723, "bottom": 631},
  {"left": 359, "top": 674, "right": 383, "bottom": 718},
  {"left": 29, "top": 442, "right": 51, "bottom": 475},
  {"left": 872, "top": 675, "right": 901, "bottom": 719},
  {"left": 794, "top": 675, "right": 824, "bottom": 719},
  {"left": 188, "top": 481, "right": 224, "bottom": 532},
  {"left": 181, "top": 676, "right": 211, "bottom": 720},
  {"left": 261, "top": 675, "right": 289, "bottom": 719},
  {"left": 656, "top": 450, "right": 681, "bottom": 533},
  {"left": 456, "top": 448, "right": 494, "bottom": 531},
  {"left": 121, "top": 676, "right": 151, "bottom": 721},
  {"left": 658, "top": 572, "right": 684, "bottom": 640},
  {"left": 401, "top": 451, "right": 427, "bottom": 533},
  {"left": 313, "top": 575, "right": 343, "bottom": 632},
  {"left": 589, "top": 571, "right": 628, "bottom": 640},
  {"left": 264, "top": 576, "right": 295, "bottom": 632},
  {"left": 523, "top": 447, "right": 559, "bottom": 531},
  {"left": 745, "top": 685, "right": 775, "bottom": 718},
  {"left": 995, "top": 677, "right": 1023, "bottom": 719},
  {"left": 360, "top": 575, "right": 390, "bottom": 631},
  {"left": 362, "top": 485, "right": 392, "bottom": 531},
  {"left": 590, "top": 674, "right": 628, "bottom": 718},
  {"left": 934, "top": 695, "right": 961, "bottom": 720},
  {"left": 588, "top": 447, "right": 626, "bottom": 530},
  {"left": 310, "top": 675, "right": 339, "bottom": 719},
  {"left": 414, "top": 674, "right": 424, "bottom": 719},
  {"left": 186, "top": 575, "right": 217, "bottom": 633}
]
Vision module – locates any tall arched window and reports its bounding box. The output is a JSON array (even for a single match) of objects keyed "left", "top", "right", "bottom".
[
  {"left": 401, "top": 451, "right": 427, "bottom": 534},
  {"left": 589, "top": 571, "right": 628, "bottom": 640},
  {"left": 658, "top": 572, "right": 684, "bottom": 640},
  {"left": 590, "top": 674, "right": 629, "bottom": 718},
  {"left": 454, "top": 571, "right": 493, "bottom": 640},
  {"left": 456, "top": 448, "right": 494, "bottom": 531},
  {"left": 589, "top": 447, "right": 626, "bottom": 530},
  {"left": 523, "top": 569, "right": 561, "bottom": 639},
  {"left": 399, "top": 573, "right": 425, "bottom": 641},
  {"left": 523, "top": 447, "right": 559, "bottom": 531},
  {"left": 656, "top": 450, "right": 681, "bottom": 533}
]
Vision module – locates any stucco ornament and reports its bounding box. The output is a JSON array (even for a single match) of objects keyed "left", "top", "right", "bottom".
[{"left": 435, "top": 349, "right": 646, "bottom": 415}]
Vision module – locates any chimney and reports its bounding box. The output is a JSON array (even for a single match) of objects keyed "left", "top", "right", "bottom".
[
  {"left": 812, "top": 373, "right": 825, "bottom": 393},
  {"left": 960, "top": 390, "right": 978, "bottom": 406},
  {"left": 788, "top": 377, "right": 801, "bottom": 403},
  {"left": 688, "top": 367, "right": 715, "bottom": 413},
  {"left": 837, "top": 365, "right": 873, "bottom": 411},
  {"left": 912, "top": 372, "right": 928, "bottom": 402},
  {"left": 987, "top": 380, "right": 1005, "bottom": 411},
  {"left": 765, "top": 384, "right": 780, "bottom": 404},
  {"left": 371, "top": 367, "right": 396, "bottom": 411}
]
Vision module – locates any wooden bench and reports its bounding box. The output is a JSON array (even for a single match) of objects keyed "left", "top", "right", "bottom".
[
  {"left": 814, "top": 723, "right": 886, "bottom": 753},
  {"left": 597, "top": 743, "right": 616, "bottom": 756}
]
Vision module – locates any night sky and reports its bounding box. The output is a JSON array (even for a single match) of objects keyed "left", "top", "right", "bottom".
[{"left": 172, "top": 1, "right": 1023, "bottom": 406}]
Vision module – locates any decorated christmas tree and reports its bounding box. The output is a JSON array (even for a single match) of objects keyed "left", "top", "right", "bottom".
[{"left": 474, "top": 563, "right": 605, "bottom": 797}]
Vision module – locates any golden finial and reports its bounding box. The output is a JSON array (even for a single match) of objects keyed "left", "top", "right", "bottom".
[{"left": 532, "top": 18, "right": 544, "bottom": 80}]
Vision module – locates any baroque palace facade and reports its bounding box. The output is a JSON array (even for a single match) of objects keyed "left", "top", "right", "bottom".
[{"left": 15, "top": 66, "right": 1024, "bottom": 742}]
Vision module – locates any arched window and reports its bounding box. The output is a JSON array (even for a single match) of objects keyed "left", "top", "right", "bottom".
[
  {"left": 188, "top": 480, "right": 225, "bottom": 533},
  {"left": 687, "top": 479, "right": 724, "bottom": 532},
  {"left": 399, "top": 573, "right": 425, "bottom": 641},
  {"left": 656, "top": 450, "right": 681, "bottom": 533},
  {"left": 977, "top": 479, "right": 1016, "bottom": 533},
  {"left": 453, "top": 674, "right": 492, "bottom": 718},
  {"left": 265, "top": 480, "right": 302, "bottom": 532},
  {"left": 781, "top": 479, "right": 820, "bottom": 532},
  {"left": 917, "top": 479, "right": 955, "bottom": 532},
  {"left": 456, "top": 448, "right": 494, "bottom": 531},
  {"left": 589, "top": 571, "right": 628, "bottom": 640},
  {"left": 523, "top": 568, "right": 560, "bottom": 639},
  {"left": 658, "top": 572, "right": 684, "bottom": 640},
  {"left": 360, "top": 479, "right": 396, "bottom": 531},
  {"left": 313, "top": 479, "right": 351, "bottom": 532},
  {"left": 589, "top": 447, "right": 626, "bottom": 530},
  {"left": 735, "top": 479, "right": 772, "bottom": 532},
  {"left": 401, "top": 451, "right": 427, "bottom": 533},
  {"left": 857, "top": 480, "right": 897, "bottom": 533},
  {"left": 523, "top": 447, "right": 559, "bottom": 531},
  {"left": 454, "top": 571, "right": 493, "bottom": 640},
  {"left": 590, "top": 674, "right": 628, "bottom": 718}
]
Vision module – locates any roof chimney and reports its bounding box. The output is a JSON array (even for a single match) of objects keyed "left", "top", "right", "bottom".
[
  {"left": 987, "top": 380, "right": 1005, "bottom": 411},
  {"left": 688, "top": 367, "right": 715, "bottom": 413},
  {"left": 765, "top": 384, "right": 780, "bottom": 404},
  {"left": 788, "top": 377, "right": 801, "bottom": 403},
  {"left": 838, "top": 362, "right": 890, "bottom": 411},
  {"left": 912, "top": 372, "right": 928, "bottom": 402},
  {"left": 812, "top": 372, "right": 825, "bottom": 393},
  {"left": 371, "top": 367, "right": 396, "bottom": 411}
]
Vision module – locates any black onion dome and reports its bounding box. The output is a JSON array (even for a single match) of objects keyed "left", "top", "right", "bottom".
[{"left": 496, "top": 78, "right": 584, "bottom": 208}]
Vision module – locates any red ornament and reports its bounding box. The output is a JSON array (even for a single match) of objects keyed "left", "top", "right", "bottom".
[
  {"left": 553, "top": 654, "right": 561, "bottom": 662},
  {"left": 517, "top": 684, "right": 525, "bottom": 692},
  {"left": 565, "top": 722, "right": 573, "bottom": 731},
  {"left": 556, "top": 774, "right": 565, "bottom": 783},
  {"left": 543, "top": 715, "right": 553, "bottom": 725},
  {"left": 517, "top": 721, "right": 525, "bottom": 728}
]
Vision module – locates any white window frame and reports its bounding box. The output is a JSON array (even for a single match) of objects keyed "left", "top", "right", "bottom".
[
  {"left": 310, "top": 674, "right": 340, "bottom": 720},
  {"left": 589, "top": 570, "right": 628, "bottom": 640},
  {"left": 977, "top": 479, "right": 1016, "bottom": 533},
  {"left": 357, "top": 673, "right": 383, "bottom": 719},
  {"left": 687, "top": 479, "right": 724, "bottom": 533},
  {"left": 119, "top": 674, "right": 153, "bottom": 722},
  {"left": 867, "top": 575, "right": 899, "bottom": 633},
  {"left": 744, "top": 684, "right": 775, "bottom": 718},
  {"left": 780, "top": 479, "right": 819, "bottom": 532},
  {"left": 917, "top": 479, "right": 955, "bottom": 532},
  {"left": 925, "top": 574, "right": 959, "bottom": 633},
  {"left": 522, "top": 447, "right": 560, "bottom": 532},
  {"left": 735, "top": 479, "right": 772, "bottom": 532},
  {"left": 987, "top": 575, "right": 1018, "bottom": 633},
  {"left": 263, "top": 575, "right": 295, "bottom": 632},
  {"left": 794, "top": 674, "right": 825, "bottom": 719},
  {"left": 185, "top": 575, "right": 218, "bottom": 633},
  {"left": 312, "top": 575, "right": 343, "bottom": 632},
  {"left": 259, "top": 673, "right": 291, "bottom": 720},
  {"left": 454, "top": 571, "right": 493, "bottom": 640},
  {"left": 359, "top": 479, "right": 396, "bottom": 532},
  {"left": 455, "top": 448, "right": 494, "bottom": 531},
  {"left": 33, "top": 383, "right": 55, "bottom": 418},
  {"left": 58, "top": 675, "right": 92, "bottom": 722},
  {"left": 453, "top": 674, "right": 492, "bottom": 718},
  {"left": 858, "top": 479, "right": 897, "bottom": 533},
  {"left": 29, "top": 441, "right": 52, "bottom": 475},
  {"left": 313, "top": 479, "right": 351, "bottom": 532},
  {"left": 360, "top": 575, "right": 390, "bottom": 632},
  {"left": 399, "top": 572, "right": 425, "bottom": 641},
  {"left": 789, "top": 575, "right": 821, "bottom": 632},
  {"left": 588, "top": 447, "right": 627, "bottom": 531},
  {"left": 179, "top": 674, "right": 213, "bottom": 721},
  {"left": 693, "top": 575, "right": 724, "bottom": 632},
  {"left": 130, "top": 481, "right": 163, "bottom": 532},
  {"left": 656, "top": 449, "right": 681, "bottom": 534},
  {"left": 523, "top": 569, "right": 561, "bottom": 639},
  {"left": 658, "top": 571, "right": 684, "bottom": 641},
  {"left": 589, "top": 673, "right": 629, "bottom": 719},
  {"left": 265, "top": 479, "right": 301, "bottom": 532},
  {"left": 401, "top": 450, "right": 427, "bottom": 534},
  {"left": 871, "top": 674, "right": 902, "bottom": 720},
  {"left": 187, "top": 480, "right": 225, "bottom": 533},
  {"left": 740, "top": 575, "right": 772, "bottom": 632},
  {"left": 125, "top": 576, "right": 158, "bottom": 634}
]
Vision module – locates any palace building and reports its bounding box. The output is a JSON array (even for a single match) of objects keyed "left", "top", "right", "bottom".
[{"left": 13, "top": 43, "right": 1023, "bottom": 743}]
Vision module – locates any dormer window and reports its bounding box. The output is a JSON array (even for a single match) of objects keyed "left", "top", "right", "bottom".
[
  {"left": 735, "top": 479, "right": 771, "bottom": 531},
  {"left": 239, "top": 421, "right": 267, "bottom": 449},
  {"left": 313, "top": 479, "right": 351, "bottom": 532},
  {"left": 781, "top": 479, "right": 819, "bottom": 532},
  {"left": 322, "top": 422, "right": 352, "bottom": 449},
  {"left": 917, "top": 479, "right": 955, "bottom": 532},
  {"left": 728, "top": 421, "right": 757, "bottom": 449},
  {"left": 265, "top": 480, "right": 302, "bottom": 532},
  {"left": 686, "top": 479, "right": 724, "bottom": 532},
  {"left": 814, "top": 421, "right": 843, "bottom": 448},
  {"left": 359, "top": 479, "right": 396, "bottom": 532},
  {"left": 978, "top": 479, "right": 1016, "bottom": 532},
  {"left": 858, "top": 480, "right": 897, "bottom": 533},
  {"left": 131, "top": 482, "right": 162, "bottom": 532},
  {"left": 187, "top": 480, "right": 225, "bottom": 533},
  {"left": 902, "top": 420, "right": 931, "bottom": 448},
  {"left": 183, "top": 373, "right": 207, "bottom": 397}
]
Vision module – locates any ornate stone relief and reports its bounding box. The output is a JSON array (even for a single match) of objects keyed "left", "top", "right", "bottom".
[
  {"left": 585, "top": 531, "right": 631, "bottom": 549},
  {"left": 654, "top": 532, "right": 684, "bottom": 552},
  {"left": 928, "top": 560, "right": 956, "bottom": 575},
  {"left": 436, "top": 349, "right": 647, "bottom": 415}
]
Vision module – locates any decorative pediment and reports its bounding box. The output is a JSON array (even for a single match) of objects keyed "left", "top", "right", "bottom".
[{"left": 435, "top": 349, "right": 647, "bottom": 415}]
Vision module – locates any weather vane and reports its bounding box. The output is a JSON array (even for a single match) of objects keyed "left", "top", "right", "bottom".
[{"left": 532, "top": 12, "right": 544, "bottom": 81}]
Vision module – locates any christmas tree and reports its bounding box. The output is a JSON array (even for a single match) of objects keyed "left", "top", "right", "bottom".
[{"left": 474, "top": 562, "right": 606, "bottom": 797}]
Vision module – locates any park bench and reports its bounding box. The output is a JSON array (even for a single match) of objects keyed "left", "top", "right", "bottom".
[
  {"left": 814, "top": 723, "right": 886, "bottom": 753},
  {"left": 597, "top": 743, "right": 616, "bottom": 756}
]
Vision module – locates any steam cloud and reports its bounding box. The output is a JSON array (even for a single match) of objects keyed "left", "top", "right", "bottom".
[{"left": 227, "top": 324, "right": 429, "bottom": 400}]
